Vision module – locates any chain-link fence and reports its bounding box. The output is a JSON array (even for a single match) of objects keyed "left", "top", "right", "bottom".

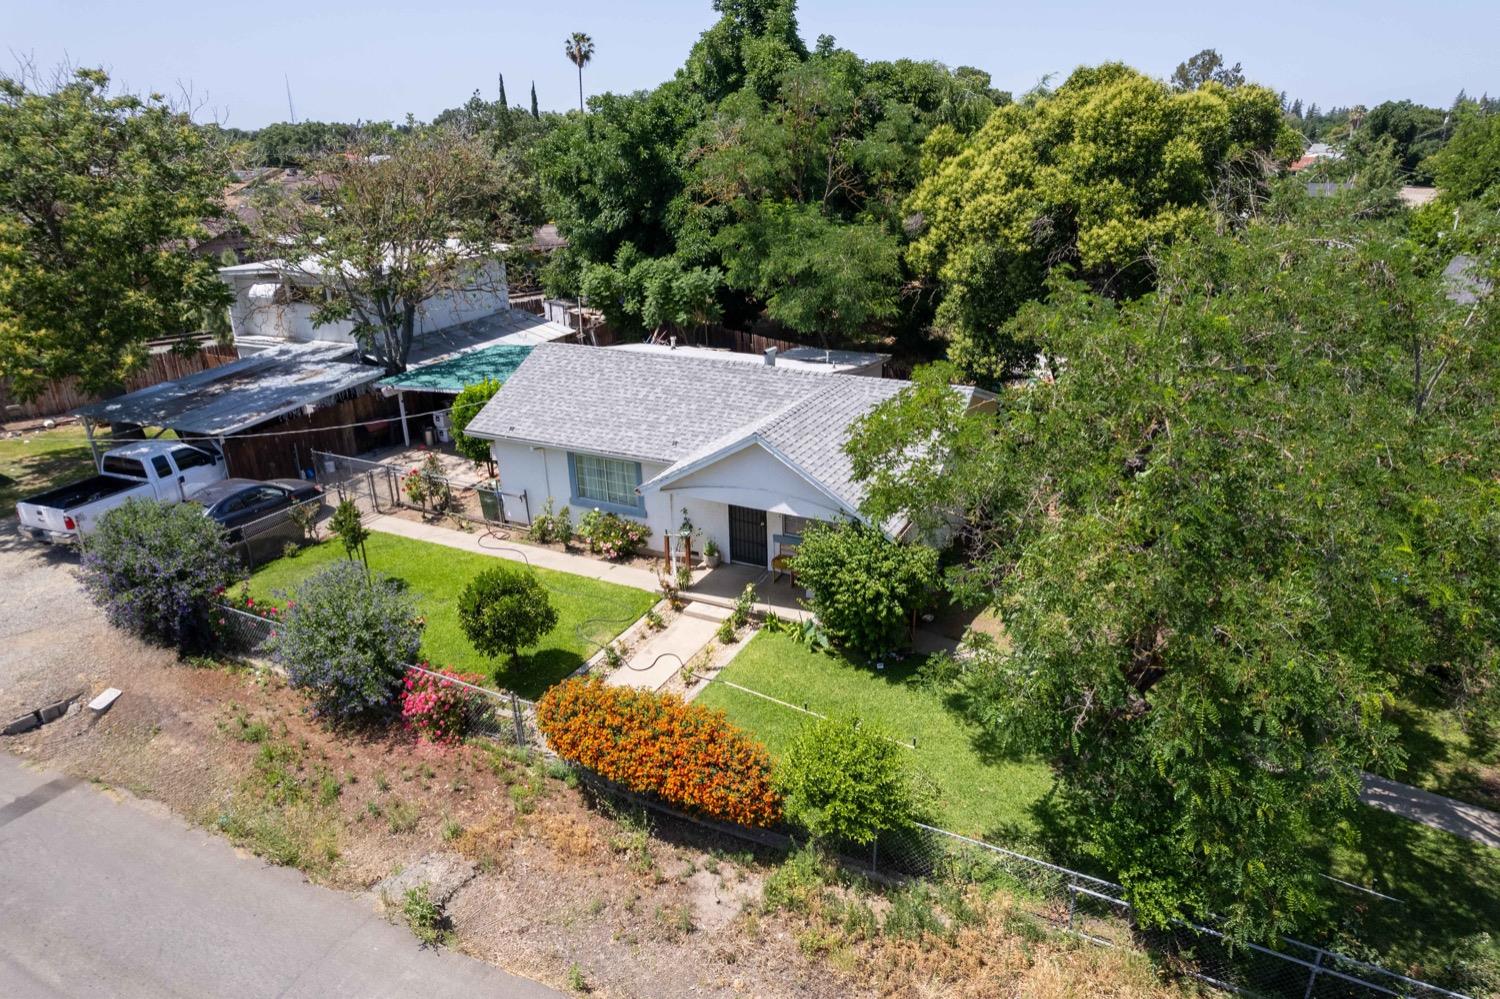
[
  {"left": 213, "top": 605, "right": 543, "bottom": 751},
  {"left": 220, "top": 494, "right": 329, "bottom": 570},
  {"left": 310, "top": 448, "right": 530, "bottom": 528},
  {"left": 209, "top": 601, "right": 1473, "bottom": 999}
]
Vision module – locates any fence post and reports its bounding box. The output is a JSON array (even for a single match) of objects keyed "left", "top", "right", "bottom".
[
  {"left": 1066, "top": 885, "right": 1077, "bottom": 931},
  {"left": 509, "top": 692, "right": 525, "bottom": 749},
  {"left": 1302, "top": 948, "right": 1324, "bottom": 999}
]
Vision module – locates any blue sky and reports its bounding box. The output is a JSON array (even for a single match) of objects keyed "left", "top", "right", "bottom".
[{"left": 6, "top": 0, "right": 1496, "bottom": 127}]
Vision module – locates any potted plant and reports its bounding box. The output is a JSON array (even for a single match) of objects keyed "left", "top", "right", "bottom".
[{"left": 701, "top": 538, "right": 721, "bottom": 569}]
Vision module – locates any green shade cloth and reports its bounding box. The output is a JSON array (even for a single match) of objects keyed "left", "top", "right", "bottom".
[{"left": 377, "top": 344, "right": 534, "bottom": 394}]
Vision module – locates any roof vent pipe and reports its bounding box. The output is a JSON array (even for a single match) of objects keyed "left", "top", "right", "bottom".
[
  {"left": 764, "top": 347, "right": 777, "bottom": 366},
  {"left": 669, "top": 336, "right": 677, "bottom": 350}
]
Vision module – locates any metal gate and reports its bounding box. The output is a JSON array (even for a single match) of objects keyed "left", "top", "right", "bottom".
[{"left": 728, "top": 505, "right": 767, "bottom": 566}]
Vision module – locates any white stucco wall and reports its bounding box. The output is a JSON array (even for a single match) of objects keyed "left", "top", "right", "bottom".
[
  {"left": 654, "top": 444, "right": 851, "bottom": 521},
  {"left": 489, "top": 440, "right": 669, "bottom": 544},
  {"left": 225, "top": 262, "right": 509, "bottom": 346},
  {"left": 487, "top": 438, "right": 855, "bottom": 569}
]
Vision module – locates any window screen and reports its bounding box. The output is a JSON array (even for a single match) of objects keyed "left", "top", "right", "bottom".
[{"left": 572, "top": 453, "right": 639, "bottom": 508}]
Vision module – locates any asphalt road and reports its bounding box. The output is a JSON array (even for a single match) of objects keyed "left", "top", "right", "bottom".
[{"left": 0, "top": 754, "right": 560, "bottom": 998}]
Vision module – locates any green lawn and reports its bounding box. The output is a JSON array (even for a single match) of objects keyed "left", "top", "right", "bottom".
[
  {"left": 0, "top": 423, "right": 96, "bottom": 514},
  {"left": 1329, "top": 807, "right": 1500, "bottom": 984},
  {"left": 695, "top": 630, "right": 1054, "bottom": 840},
  {"left": 699, "top": 632, "right": 1500, "bottom": 986},
  {"left": 1380, "top": 677, "right": 1500, "bottom": 812},
  {"left": 248, "top": 532, "right": 656, "bottom": 699}
]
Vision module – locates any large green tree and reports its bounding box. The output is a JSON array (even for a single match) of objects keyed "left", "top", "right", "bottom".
[
  {"left": 1428, "top": 108, "right": 1500, "bottom": 202},
  {"left": 847, "top": 198, "right": 1500, "bottom": 941},
  {"left": 906, "top": 63, "right": 1300, "bottom": 381},
  {"left": 253, "top": 129, "right": 522, "bottom": 372},
  {"left": 538, "top": 0, "right": 1007, "bottom": 346},
  {"left": 1350, "top": 100, "right": 1449, "bottom": 184},
  {"left": 0, "top": 68, "right": 231, "bottom": 398}
]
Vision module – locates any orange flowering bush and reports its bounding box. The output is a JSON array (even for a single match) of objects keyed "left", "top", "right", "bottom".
[{"left": 537, "top": 676, "right": 782, "bottom": 828}]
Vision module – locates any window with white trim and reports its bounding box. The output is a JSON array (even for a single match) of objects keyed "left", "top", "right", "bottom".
[{"left": 571, "top": 453, "right": 640, "bottom": 509}]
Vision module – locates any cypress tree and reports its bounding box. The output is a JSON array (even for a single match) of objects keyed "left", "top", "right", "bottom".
[
  {"left": 498, "top": 72, "right": 507, "bottom": 107},
  {"left": 530, "top": 82, "right": 539, "bottom": 119}
]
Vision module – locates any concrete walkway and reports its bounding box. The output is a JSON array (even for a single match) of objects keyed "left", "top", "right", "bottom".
[
  {"left": 606, "top": 603, "right": 730, "bottom": 692},
  {"left": 1360, "top": 772, "right": 1500, "bottom": 848},
  {"left": 368, "top": 515, "right": 662, "bottom": 591},
  {"left": 0, "top": 754, "right": 560, "bottom": 999}
]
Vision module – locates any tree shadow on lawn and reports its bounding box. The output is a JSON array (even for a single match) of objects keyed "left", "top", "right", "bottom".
[
  {"left": 1322, "top": 806, "right": 1500, "bottom": 983},
  {"left": 0, "top": 441, "right": 97, "bottom": 511},
  {"left": 493, "top": 648, "right": 585, "bottom": 702}
]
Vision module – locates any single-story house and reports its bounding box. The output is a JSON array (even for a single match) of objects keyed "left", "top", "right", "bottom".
[{"left": 464, "top": 342, "right": 993, "bottom": 569}]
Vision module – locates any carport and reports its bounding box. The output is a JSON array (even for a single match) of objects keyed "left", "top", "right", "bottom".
[{"left": 376, "top": 343, "right": 534, "bottom": 447}]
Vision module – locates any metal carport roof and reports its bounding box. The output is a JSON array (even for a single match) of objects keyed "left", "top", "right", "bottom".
[{"left": 73, "top": 342, "right": 384, "bottom": 436}]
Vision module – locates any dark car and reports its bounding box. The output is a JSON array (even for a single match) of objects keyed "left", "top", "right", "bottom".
[{"left": 192, "top": 478, "right": 324, "bottom": 564}]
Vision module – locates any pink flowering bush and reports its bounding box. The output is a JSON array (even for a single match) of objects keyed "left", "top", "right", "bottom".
[
  {"left": 576, "top": 509, "right": 650, "bottom": 560},
  {"left": 401, "top": 666, "right": 485, "bottom": 743}
]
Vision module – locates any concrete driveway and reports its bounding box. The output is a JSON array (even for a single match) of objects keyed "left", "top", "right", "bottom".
[{"left": 0, "top": 754, "right": 560, "bottom": 998}]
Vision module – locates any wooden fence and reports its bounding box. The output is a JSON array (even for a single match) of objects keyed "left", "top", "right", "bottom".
[
  {"left": 201, "top": 391, "right": 406, "bottom": 481},
  {"left": 1, "top": 344, "right": 240, "bottom": 422}
]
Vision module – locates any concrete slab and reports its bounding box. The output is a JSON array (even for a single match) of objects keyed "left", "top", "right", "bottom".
[
  {"left": 606, "top": 603, "right": 730, "bottom": 692},
  {"left": 1360, "top": 772, "right": 1500, "bottom": 848}
]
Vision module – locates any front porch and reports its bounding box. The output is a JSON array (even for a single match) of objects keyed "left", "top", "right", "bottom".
[{"left": 685, "top": 562, "right": 813, "bottom": 621}]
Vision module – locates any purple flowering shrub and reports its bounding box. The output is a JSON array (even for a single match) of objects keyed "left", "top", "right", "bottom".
[
  {"left": 575, "top": 509, "right": 649, "bottom": 560},
  {"left": 267, "top": 561, "right": 424, "bottom": 723},
  {"left": 79, "top": 499, "right": 244, "bottom": 649}
]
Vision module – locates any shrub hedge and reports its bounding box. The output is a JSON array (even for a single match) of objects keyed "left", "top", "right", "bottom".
[
  {"left": 537, "top": 676, "right": 781, "bottom": 827},
  {"left": 80, "top": 498, "right": 244, "bottom": 649},
  {"left": 268, "top": 561, "right": 424, "bottom": 722}
]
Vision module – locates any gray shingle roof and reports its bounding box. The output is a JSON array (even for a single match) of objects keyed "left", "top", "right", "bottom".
[
  {"left": 466, "top": 342, "right": 981, "bottom": 522},
  {"left": 464, "top": 342, "right": 833, "bottom": 463}
]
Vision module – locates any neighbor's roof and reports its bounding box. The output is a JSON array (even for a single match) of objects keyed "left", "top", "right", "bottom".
[
  {"left": 610, "top": 342, "right": 888, "bottom": 375},
  {"left": 1443, "top": 254, "right": 1492, "bottom": 305},
  {"left": 378, "top": 344, "right": 534, "bottom": 394},
  {"left": 74, "top": 342, "right": 382, "bottom": 436},
  {"left": 466, "top": 342, "right": 988, "bottom": 523}
]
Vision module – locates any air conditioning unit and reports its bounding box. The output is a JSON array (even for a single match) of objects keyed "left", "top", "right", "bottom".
[{"left": 432, "top": 411, "right": 452, "bottom": 444}]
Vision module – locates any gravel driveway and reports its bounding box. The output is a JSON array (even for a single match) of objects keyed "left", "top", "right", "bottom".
[{"left": 0, "top": 528, "right": 176, "bottom": 725}]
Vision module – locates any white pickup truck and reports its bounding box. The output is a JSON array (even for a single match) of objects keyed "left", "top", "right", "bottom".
[{"left": 16, "top": 440, "right": 228, "bottom": 543}]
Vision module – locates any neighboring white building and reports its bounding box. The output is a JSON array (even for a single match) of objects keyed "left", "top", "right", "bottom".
[
  {"left": 219, "top": 257, "right": 511, "bottom": 356},
  {"left": 464, "top": 342, "right": 992, "bottom": 569}
]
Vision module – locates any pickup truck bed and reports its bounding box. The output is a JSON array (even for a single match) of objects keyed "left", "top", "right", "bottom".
[{"left": 21, "top": 474, "right": 144, "bottom": 512}]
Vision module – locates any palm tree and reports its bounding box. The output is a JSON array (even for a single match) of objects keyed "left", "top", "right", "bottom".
[{"left": 564, "top": 32, "right": 595, "bottom": 113}]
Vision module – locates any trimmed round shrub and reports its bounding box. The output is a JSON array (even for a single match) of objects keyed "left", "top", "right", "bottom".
[
  {"left": 776, "top": 716, "right": 925, "bottom": 845},
  {"left": 457, "top": 565, "right": 558, "bottom": 666},
  {"left": 537, "top": 676, "right": 782, "bottom": 827},
  {"left": 268, "top": 561, "right": 423, "bottom": 722},
  {"left": 788, "top": 521, "right": 940, "bottom": 658},
  {"left": 79, "top": 498, "right": 243, "bottom": 649}
]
